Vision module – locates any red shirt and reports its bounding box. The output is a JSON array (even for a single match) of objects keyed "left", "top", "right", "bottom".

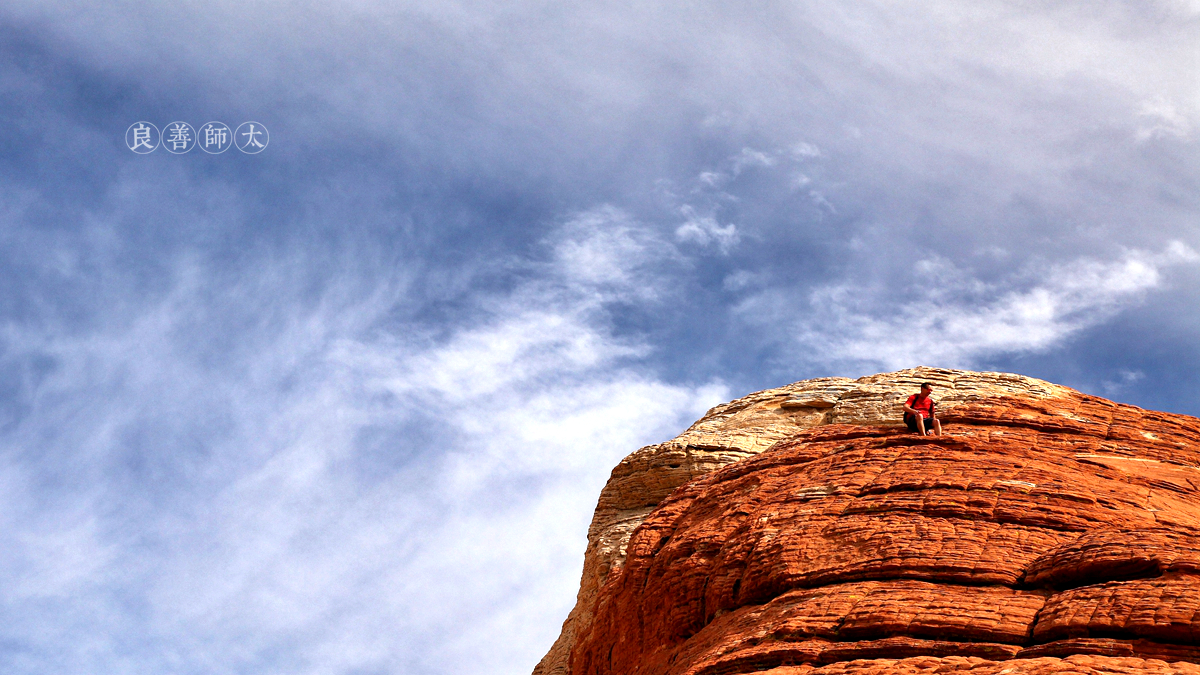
[{"left": 906, "top": 394, "right": 934, "bottom": 417}]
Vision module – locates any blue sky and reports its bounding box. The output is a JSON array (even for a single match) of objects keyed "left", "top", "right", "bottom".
[{"left": 0, "top": 2, "right": 1197, "bottom": 673}]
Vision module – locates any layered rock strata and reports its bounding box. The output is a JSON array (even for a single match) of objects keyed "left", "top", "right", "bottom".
[{"left": 535, "top": 368, "right": 1200, "bottom": 675}]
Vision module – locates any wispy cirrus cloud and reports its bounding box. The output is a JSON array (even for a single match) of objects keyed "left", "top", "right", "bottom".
[
  {"left": 742, "top": 242, "right": 1200, "bottom": 372},
  {"left": 0, "top": 206, "right": 724, "bottom": 675}
]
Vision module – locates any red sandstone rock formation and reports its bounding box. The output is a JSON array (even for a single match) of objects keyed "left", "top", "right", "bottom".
[{"left": 536, "top": 368, "right": 1200, "bottom": 675}]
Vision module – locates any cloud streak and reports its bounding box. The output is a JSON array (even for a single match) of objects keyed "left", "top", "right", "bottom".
[
  {"left": 0, "top": 206, "right": 724, "bottom": 675},
  {"left": 761, "top": 243, "right": 1200, "bottom": 372}
]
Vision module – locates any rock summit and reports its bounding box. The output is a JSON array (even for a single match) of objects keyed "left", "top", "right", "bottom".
[{"left": 535, "top": 367, "right": 1200, "bottom": 675}]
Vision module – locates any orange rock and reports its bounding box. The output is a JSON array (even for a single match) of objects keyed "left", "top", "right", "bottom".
[{"left": 537, "top": 369, "right": 1200, "bottom": 674}]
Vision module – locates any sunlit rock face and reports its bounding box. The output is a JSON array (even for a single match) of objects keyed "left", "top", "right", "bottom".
[{"left": 537, "top": 368, "right": 1200, "bottom": 675}]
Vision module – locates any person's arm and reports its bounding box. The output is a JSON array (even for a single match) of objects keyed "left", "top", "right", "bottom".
[{"left": 902, "top": 396, "right": 920, "bottom": 416}]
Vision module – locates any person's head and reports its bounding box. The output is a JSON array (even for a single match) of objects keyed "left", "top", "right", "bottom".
[{"left": 920, "top": 382, "right": 933, "bottom": 396}]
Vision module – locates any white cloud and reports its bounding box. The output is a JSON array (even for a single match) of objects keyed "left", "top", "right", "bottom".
[
  {"left": 0, "top": 207, "right": 726, "bottom": 675},
  {"left": 1136, "top": 96, "right": 1191, "bottom": 141},
  {"left": 808, "top": 190, "right": 836, "bottom": 214},
  {"left": 722, "top": 270, "right": 758, "bottom": 292},
  {"left": 1101, "top": 368, "right": 1145, "bottom": 397},
  {"left": 545, "top": 206, "right": 675, "bottom": 300},
  {"left": 674, "top": 206, "right": 740, "bottom": 254},
  {"left": 731, "top": 147, "right": 777, "bottom": 174},
  {"left": 791, "top": 142, "right": 822, "bottom": 158},
  {"left": 744, "top": 242, "right": 1199, "bottom": 372}
]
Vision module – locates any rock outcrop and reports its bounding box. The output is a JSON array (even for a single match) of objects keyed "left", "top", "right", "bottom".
[{"left": 535, "top": 368, "right": 1200, "bottom": 675}]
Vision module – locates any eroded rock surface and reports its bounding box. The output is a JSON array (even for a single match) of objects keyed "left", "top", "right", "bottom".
[{"left": 536, "top": 368, "right": 1200, "bottom": 675}]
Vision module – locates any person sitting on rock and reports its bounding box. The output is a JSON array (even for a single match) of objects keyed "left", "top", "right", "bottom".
[{"left": 903, "top": 383, "right": 942, "bottom": 436}]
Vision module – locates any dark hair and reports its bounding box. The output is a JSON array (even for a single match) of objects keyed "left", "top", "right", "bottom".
[{"left": 921, "top": 382, "right": 933, "bottom": 390}]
